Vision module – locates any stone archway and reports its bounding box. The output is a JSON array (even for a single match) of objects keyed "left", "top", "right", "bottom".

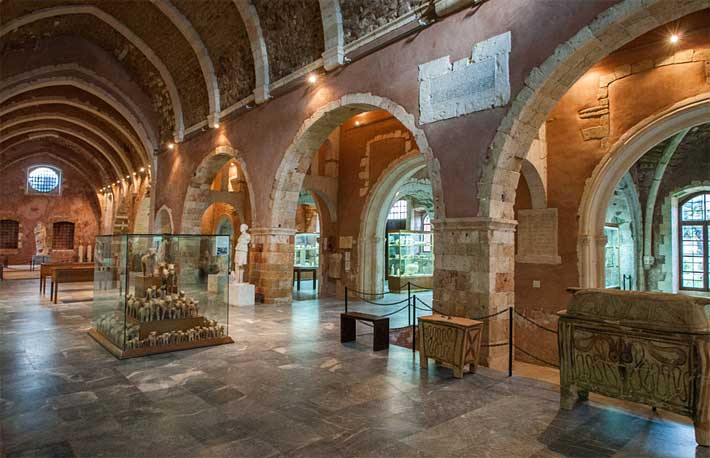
[
  {"left": 578, "top": 96, "right": 710, "bottom": 288},
  {"left": 155, "top": 205, "right": 174, "bottom": 234},
  {"left": 181, "top": 145, "right": 254, "bottom": 234},
  {"left": 480, "top": 0, "right": 709, "bottom": 221},
  {"left": 269, "top": 93, "right": 444, "bottom": 229},
  {"left": 256, "top": 93, "right": 443, "bottom": 304},
  {"left": 358, "top": 152, "right": 427, "bottom": 295}
]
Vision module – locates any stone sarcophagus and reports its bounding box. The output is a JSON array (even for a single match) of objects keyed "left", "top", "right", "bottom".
[{"left": 558, "top": 288, "right": 710, "bottom": 446}]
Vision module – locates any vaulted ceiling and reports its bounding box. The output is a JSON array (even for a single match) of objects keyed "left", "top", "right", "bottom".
[{"left": 0, "top": 0, "right": 427, "bottom": 190}]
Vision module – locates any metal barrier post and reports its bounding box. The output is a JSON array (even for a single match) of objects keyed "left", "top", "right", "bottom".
[
  {"left": 508, "top": 307, "right": 513, "bottom": 377},
  {"left": 412, "top": 294, "right": 417, "bottom": 352},
  {"left": 344, "top": 286, "right": 348, "bottom": 314}
]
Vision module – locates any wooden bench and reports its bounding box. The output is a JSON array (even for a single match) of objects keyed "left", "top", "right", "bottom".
[
  {"left": 40, "top": 262, "right": 93, "bottom": 295},
  {"left": 51, "top": 267, "right": 94, "bottom": 304},
  {"left": 341, "top": 312, "right": 389, "bottom": 351}
]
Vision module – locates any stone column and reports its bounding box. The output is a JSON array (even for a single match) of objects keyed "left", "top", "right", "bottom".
[
  {"left": 432, "top": 217, "right": 516, "bottom": 370},
  {"left": 248, "top": 227, "right": 295, "bottom": 304}
]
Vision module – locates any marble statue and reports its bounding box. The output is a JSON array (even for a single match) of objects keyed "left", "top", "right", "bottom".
[
  {"left": 34, "top": 223, "right": 48, "bottom": 256},
  {"left": 233, "top": 224, "right": 251, "bottom": 283},
  {"left": 141, "top": 248, "right": 158, "bottom": 277}
]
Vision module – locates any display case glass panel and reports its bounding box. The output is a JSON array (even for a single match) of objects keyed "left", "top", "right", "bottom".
[
  {"left": 90, "top": 234, "right": 233, "bottom": 358},
  {"left": 387, "top": 230, "right": 434, "bottom": 278},
  {"left": 294, "top": 233, "right": 319, "bottom": 268},
  {"left": 604, "top": 225, "right": 621, "bottom": 289}
]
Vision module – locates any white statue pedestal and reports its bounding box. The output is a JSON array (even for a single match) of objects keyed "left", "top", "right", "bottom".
[{"left": 228, "top": 281, "right": 255, "bottom": 306}]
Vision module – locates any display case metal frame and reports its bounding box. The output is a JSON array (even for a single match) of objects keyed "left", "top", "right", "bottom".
[{"left": 89, "top": 233, "right": 233, "bottom": 359}]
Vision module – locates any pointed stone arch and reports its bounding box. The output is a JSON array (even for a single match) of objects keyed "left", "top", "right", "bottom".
[
  {"left": 480, "top": 0, "right": 710, "bottom": 221},
  {"left": 578, "top": 95, "right": 710, "bottom": 288},
  {"left": 358, "top": 152, "right": 428, "bottom": 295},
  {"left": 155, "top": 205, "right": 174, "bottom": 234},
  {"left": 181, "top": 145, "right": 255, "bottom": 234},
  {"left": 269, "top": 92, "right": 444, "bottom": 230}
]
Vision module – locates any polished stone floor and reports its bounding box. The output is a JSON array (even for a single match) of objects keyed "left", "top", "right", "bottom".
[{"left": 0, "top": 278, "right": 703, "bottom": 458}]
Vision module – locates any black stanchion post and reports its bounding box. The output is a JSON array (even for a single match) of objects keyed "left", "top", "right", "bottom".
[
  {"left": 508, "top": 307, "right": 513, "bottom": 377},
  {"left": 345, "top": 286, "right": 348, "bottom": 314},
  {"left": 412, "top": 294, "right": 417, "bottom": 352}
]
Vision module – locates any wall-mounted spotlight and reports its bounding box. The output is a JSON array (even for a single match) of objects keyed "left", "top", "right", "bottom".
[
  {"left": 355, "top": 120, "right": 361, "bottom": 126},
  {"left": 168, "top": 143, "right": 175, "bottom": 150},
  {"left": 670, "top": 34, "right": 680, "bottom": 44},
  {"left": 307, "top": 74, "right": 318, "bottom": 84},
  {"left": 139, "top": 167, "right": 146, "bottom": 173}
]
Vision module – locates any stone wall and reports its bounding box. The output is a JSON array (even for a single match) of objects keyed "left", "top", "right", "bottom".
[{"left": 0, "top": 155, "right": 100, "bottom": 265}]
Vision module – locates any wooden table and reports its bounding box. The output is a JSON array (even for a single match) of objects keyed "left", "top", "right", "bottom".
[
  {"left": 418, "top": 314, "right": 483, "bottom": 378},
  {"left": 40, "top": 262, "right": 93, "bottom": 295},
  {"left": 51, "top": 267, "right": 94, "bottom": 303},
  {"left": 293, "top": 266, "right": 317, "bottom": 290}
]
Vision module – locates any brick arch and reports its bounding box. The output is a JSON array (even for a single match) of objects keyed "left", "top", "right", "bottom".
[
  {"left": 180, "top": 145, "right": 254, "bottom": 234},
  {"left": 268, "top": 93, "right": 444, "bottom": 229},
  {"left": 578, "top": 95, "right": 710, "bottom": 288},
  {"left": 479, "top": 0, "right": 710, "bottom": 221}
]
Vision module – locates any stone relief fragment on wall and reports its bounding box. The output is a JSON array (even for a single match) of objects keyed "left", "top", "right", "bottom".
[
  {"left": 578, "top": 46, "right": 710, "bottom": 150},
  {"left": 419, "top": 31, "right": 511, "bottom": 124},
  {"left": 359, "top": 130, "right": 415, "bottom": 197}
]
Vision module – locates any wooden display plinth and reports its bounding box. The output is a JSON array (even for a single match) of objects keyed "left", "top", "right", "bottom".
[
  {"left": 387, "top": 275, "right": 433, "bottom": 293},
  {"left": 88, "top": 327, "right": 233, "bottom": 359}
]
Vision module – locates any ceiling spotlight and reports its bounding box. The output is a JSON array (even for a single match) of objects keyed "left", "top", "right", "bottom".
[
  {"left": 139, "top": 167, "right": 145, "bottom": 172},
  {"left": 670, "top": 34, "right": 680, "bottom": 44},
  {"left": 355, "top": 120, "right": 361, "bottom": 126},
  {"left": 213, "top": 122, "right": 220, "bottom": 129},
  {"left": 126, "top": 175, "right": 130, "bottom": 179},
  {"left": 307, "top": 74, "right": 318, "bottom": 84}
]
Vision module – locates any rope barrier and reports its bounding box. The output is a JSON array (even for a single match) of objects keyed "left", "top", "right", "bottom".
[
  {"left": 350, "top": 296, "right": 411, "bottom": 306},
  {"left": 406, "top": 282, "right": 433, "bottom": 291},
  {"left": 514, "top": 345, "right": 560, "bottom": 368},
  {"left": 472, "top": 308, "right": 510, "bottom": 321},
  {"left": 379, "top": 304, "right": 410, "bottom": 317},
  {"left": 514, "top": 310, "right": 558, "bottom": 334}
]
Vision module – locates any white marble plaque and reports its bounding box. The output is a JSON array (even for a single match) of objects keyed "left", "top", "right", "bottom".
[
  {"left": 516, "top": 208, "right": 561, "bottom": 265},
  {"left": 419, "top": 31, "right": 511, "bottom": 124}
]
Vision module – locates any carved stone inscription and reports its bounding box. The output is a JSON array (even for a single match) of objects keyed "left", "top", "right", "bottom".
[
  {"left": 516, "top": 208, "right": 561, "bottom": 264},
  {"left": 419, "top": 31, "right": 511, "bottom": 124}
]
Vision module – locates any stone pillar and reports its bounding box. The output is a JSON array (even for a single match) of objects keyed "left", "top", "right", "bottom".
[
  {"left": 432, "top": 217, "right": 516, "bottom": 370},
  {"left": 249, "top": 227, "right": 295, "bottom": 304}
]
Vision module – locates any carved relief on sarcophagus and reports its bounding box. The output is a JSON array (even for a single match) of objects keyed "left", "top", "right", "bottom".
[{"left": 558, "top": 288, "right": 710, "bottom": 446}]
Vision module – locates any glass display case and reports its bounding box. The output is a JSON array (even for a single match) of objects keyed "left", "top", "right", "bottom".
[
  {"left": 387, "top": 230, "right": 434, "bottom": 292},
  {"left": 89, "top": 234, "right": 233, "bottom": 359},
  {"left": 604, "top": 225, "right": 621, "bottom": 289},
  {"left": 294, "top": 233, "right": 319, "bottom": 268}
]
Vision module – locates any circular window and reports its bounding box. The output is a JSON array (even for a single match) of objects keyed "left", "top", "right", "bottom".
[{"left": 28, "top": 167, "right": 60, "bottom": 193}]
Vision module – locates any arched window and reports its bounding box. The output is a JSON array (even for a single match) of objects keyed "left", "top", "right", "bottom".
[
  {"left": 679, "top": 192, "right": 710, "bottom": 291},
  {"left": 52, "top": 222, "right": 75, "bottom": 250},
  {"left": 27, "top": 165, "right": 61, "bottom": 195},
  {"left": 387, "top": 199, "right": 407, "bottom": 221},
  {"left": 0, "top": 220, "right": 19, "bottom": 249}
]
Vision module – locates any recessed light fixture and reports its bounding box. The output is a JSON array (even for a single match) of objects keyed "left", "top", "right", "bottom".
[
  {"left": 307, "top": 74, "right": 318, "bottom": 84},
  {"left": 670, "top": 34, "right": 680, "bottom": 44}
]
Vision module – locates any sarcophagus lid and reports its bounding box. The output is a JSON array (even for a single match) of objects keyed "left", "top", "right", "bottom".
[{"left": 563, "top": 288, "right": 710, "bottom": 334}]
